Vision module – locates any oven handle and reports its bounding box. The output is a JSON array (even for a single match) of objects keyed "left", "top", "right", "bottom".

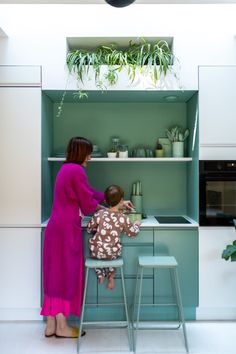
[{"left": 200, "top": 176, "right": 236, "bottom": 181}]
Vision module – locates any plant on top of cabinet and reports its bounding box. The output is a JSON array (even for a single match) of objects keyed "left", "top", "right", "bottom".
[
  {"left": 66, "top": 38, "right": 177, "bottom": 91},
  {"left": 166, "top": 125, "right": 189, "bottom": 158},
  {"left": 222, "top": 219, "right": 236, "bottom": 261}
]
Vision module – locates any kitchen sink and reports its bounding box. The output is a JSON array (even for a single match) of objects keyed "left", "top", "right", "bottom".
[{"left": 155, "top": 216, "right": 191, "bottom": 224}]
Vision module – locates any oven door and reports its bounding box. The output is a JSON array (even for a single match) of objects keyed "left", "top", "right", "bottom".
[{"left": 200, "top": 175, "right": 236, "bottom": 226}]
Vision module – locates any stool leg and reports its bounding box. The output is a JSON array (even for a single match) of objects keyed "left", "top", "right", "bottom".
[
  {"left": 120, "top": 267, "right": 132, "bottom": 352},
  {"left": 77, "top": 267, "right": 90, "bottom": 353},
  {"left": 132, "top": 263, "right": 140, "bottom": 351},
  {"left": 134, "top": 266, "right": 143, "bottom": 353},
  {"left": 173, "top": 268, "right": 189, "bottom": 353}
]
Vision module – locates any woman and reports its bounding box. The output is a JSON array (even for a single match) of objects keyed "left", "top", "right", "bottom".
[{"left": 41, "top": 137, "right": 133, "bottom": 338}]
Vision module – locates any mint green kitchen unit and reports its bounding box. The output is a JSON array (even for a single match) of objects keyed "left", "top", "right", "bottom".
[{"left": 42, "top": 89, "right": 199, "bottom": 321}]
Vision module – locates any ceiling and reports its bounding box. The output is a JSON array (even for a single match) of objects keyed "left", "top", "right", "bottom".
[{"left": 0, "top": 0, "right": 235, "bottom": 3}]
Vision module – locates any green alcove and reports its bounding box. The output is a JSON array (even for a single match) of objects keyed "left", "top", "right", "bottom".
[{"left": 42, "top": 90, "right": 198, "bottom": 222}]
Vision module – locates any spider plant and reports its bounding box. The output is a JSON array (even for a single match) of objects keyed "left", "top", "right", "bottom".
[
  {"left": 66, "top": 38, "right": 175, "bottom": 89},
  {"left": 57, "top": 38, "right": 178, "bottom": 117}
]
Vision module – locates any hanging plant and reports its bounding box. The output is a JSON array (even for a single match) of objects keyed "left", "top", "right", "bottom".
[
  {"left": 57, "top": 38, "right": 180, "bottom": 117},
  {"left": 66, "top": 38, "right": 177, "bottom": 89}
]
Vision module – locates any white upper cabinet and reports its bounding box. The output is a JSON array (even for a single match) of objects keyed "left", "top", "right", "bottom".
[
  {"left": 199, "top": 66, "right": 236, "bottom": 159},
  {"left": 0, "top": 66, "right": 41, "bottom": 87},
  {"left": 0, "top": 66, "right": 41, "bottom": 225}
]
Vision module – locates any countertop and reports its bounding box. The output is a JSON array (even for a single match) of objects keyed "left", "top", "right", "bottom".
[
  {"left": 40, "top": 215, "right": 198, "bottom": 229},
  {"left": 81, "top": 215, "right": 199, "bottom": 229}
]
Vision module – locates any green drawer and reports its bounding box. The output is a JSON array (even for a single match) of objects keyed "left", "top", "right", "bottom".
[
  {"left": 122, "top": 230, "right": 153, "bottom": 244},
  {"left": 122, "top": 245, "right": 153, "bottom": 276}
]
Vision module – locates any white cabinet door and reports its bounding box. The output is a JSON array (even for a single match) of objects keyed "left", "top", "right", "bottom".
[
  {"left": 0, "top": 66, "right": 41, "bottom": 87},
  {"left": 198, "top": 227, "right": 236, "bottom": 320},
  {"left": 0, "top": 86, "right": 41, "bottom": 224},
  {"left": 0, "top": 228, "right": 41, "bottom": 320},
  {"left": 199, "top": 66, "right": 236, "bottom": 159}
]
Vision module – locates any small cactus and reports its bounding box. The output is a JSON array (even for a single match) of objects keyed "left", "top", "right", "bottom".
[{"left": 132, "top": 181, "right": 142, "bottom": 196}]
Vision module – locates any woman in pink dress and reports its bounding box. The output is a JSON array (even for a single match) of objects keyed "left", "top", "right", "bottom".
[
  {"left": 41, "top": 137, "right": 134, "bottom": 338},
  {"left": 41, "top": 137, "right": 105, "bottom": 338}
]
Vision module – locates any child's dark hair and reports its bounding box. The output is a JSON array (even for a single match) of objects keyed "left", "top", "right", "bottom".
[{"left": 105, "top": 185, "right": 124, "bottom": 207}]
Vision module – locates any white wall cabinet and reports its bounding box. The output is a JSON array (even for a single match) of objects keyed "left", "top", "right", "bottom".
[
  {"left": 0, "top": 66, "right": 42, "bottom": 320},
  {"left": 0, "top": 228, "right": 41, "bottom": 320},
  {"left": 197, "top": 227, "right": 236, "bottom": 320},
  {"left": 0, "top": 67, "right": 41, "bottom": 225},
  {"left": 199, "top": 66, "right": 236, "bottom": 160}
]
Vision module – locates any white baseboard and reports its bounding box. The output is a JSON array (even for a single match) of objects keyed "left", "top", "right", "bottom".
[
  {"left": 0, "top": 308, "right": 42, "bottom": 321},
  {"left": 196, "top": 307, "right": 236, "bottom": 320}
]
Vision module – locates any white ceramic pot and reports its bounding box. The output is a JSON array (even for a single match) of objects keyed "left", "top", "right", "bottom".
[
  {"left": 118, "top": 151, "right": 128, "bottom": 158},
  {"left": 172, "top": 142, "right": 184, "bottom": 157},
  {"left": 107, "top": 152, "right": 117, "bottom": 158}
]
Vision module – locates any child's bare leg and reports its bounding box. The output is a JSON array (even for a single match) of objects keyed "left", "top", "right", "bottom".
[
  {"left": 107, "top": 267, "right": 116, "bottom": 290},
  {"left": 96, "top": 268, "right": 105, "bottom": 284}
]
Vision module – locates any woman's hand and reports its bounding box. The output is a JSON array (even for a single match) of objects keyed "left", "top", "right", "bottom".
[{"left": 123, "top": 200, "right": 135, "bottom": 211}]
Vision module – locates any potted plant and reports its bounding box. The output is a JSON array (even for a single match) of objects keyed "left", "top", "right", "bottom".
[
  {"left": 166, "top": 125, "right": 189, "bottom": 157},
  {"left": 66, "top": 38, "right": 176, "bottom": 92},
  {"left": 222, "top": 219, "right": 236, "bottom": 261},
  {"left": 107, "top": 148, "right": 117, "bottom": 158},
  {"left": 155, "top": 142, "right": 164, "bottom": 157}
]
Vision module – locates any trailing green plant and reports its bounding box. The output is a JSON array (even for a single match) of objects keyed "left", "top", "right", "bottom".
[
  {"left": 57, "top": 38, "right": 179, "bottom": 117},
  {"left": 66, "top": 38, "right": 175, "bottom": 89},
  {"left": 166, "top": 125, "right": 189, "bottom": 142},
  {"left": 222, "top": 219, "right": 236, "bottom": 261}
]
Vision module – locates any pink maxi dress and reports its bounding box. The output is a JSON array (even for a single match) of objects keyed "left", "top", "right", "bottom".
[{"left": 41, "top": 163, "right": 104, "bottom": 317}]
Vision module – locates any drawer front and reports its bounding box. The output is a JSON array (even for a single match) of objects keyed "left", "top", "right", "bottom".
[
  {"left": 122, "top": 229, "right": 153, "bottom": 244},
  {"left": 122, "top": 245, "right": 153, "bottom": 276}
]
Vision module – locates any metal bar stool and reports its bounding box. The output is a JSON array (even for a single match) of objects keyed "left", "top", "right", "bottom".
[
  {"left": 77, "top": 257, "right": 132, "bottom": 352},
  {"left": 132, "top": 256, "right": 189, "bottom": 353}
]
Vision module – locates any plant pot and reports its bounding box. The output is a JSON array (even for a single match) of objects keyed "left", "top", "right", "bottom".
[
  {"left": 131, "top": 195, "right": 143, "bottom": 214},
  {"left": 155, "top": 149, "right": 164, "bottom": 158},
  {"left": 172, "top": 142, "right": 184, "bottom": 157},
  {"left": 107, "top": 152, "right": 117, "bottom": 158}
]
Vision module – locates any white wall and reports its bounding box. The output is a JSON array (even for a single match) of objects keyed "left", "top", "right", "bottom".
[{"left": 0, "top": 4, "right": 236, "bottom": 89}]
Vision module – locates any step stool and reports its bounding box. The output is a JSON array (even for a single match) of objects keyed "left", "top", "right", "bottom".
[
  {"left": 132, "top": 255, "right": 189, "bottom": 353},
  {"left": 77, "top": 257, "right": 132, "bottom": 352}
]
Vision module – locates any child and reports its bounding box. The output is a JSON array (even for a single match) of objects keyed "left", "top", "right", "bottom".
[{"left": 87, "top": 185, "right": 141, "bottom": 290}]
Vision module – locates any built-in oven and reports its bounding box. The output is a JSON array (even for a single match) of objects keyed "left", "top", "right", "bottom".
[{"left": 199, "top": 160, "right": 236, "bottom": 226}]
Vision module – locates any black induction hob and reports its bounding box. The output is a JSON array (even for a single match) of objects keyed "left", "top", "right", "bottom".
[{"left": 155, "top": 216, "right": 191, "bottom": 224}]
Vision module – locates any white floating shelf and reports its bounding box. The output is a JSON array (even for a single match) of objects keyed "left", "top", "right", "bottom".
[{"left": 48, "top": 157, "right": 193, "bottom": 162}]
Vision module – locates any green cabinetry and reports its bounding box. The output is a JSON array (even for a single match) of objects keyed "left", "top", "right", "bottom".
[
  {"left": 154, "top": 228, "right": 198, "bottom": 320},
  {"left": 83, "top": 227, "right": 198, "bottom": 321}
]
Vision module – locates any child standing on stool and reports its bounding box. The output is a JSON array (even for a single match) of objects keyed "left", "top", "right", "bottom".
[{"left": 87, "top": 185, "right": 141, "bottom": 290}]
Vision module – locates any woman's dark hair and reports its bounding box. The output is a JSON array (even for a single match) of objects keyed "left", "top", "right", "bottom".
[
  {"left": 65, "top": 137, "right": 93, "bottom": 164},
  {"left": 105, "top": 185, "right": 124, "bottom": 207}
]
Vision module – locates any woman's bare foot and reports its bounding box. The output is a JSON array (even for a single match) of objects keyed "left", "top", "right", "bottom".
[
  {"left": 55, "top": 313, "right": 78, "bottom": 338},
  {"left": 45, "top": 316, "right": 56, "bottom": 337},
  {"left": 107, "top": 275, "right": 115, "bottom": 290},
  {"left": 99, "top": 275, "right": 105, "bottom": 284}
]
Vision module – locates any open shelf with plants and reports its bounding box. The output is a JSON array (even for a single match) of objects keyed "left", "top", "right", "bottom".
[{"left": 42, "top": 89, "right": 199, "bottom": 224}]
